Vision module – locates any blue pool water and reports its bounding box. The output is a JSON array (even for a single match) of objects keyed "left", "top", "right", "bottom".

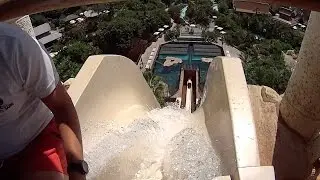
[
  {"left": 158, "top": 54, "right": 189, "bottom": 61},
  {"left": 153, "top": 43, "right": 223, "bottom": 95},
  {"left": 191, "top": 55, "right": 203, "bottom": 61},
  {"left": 180, "top": 6, "right": 188, "bottom": 19}
]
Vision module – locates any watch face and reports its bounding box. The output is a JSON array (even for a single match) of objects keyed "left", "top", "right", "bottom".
[{"left": 81, "top": 161, "right": 89, "bottom": 174}]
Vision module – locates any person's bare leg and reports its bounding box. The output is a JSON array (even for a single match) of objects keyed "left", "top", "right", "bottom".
[{"left": 23, "top": 171, "right": 68, "bottom": 180}]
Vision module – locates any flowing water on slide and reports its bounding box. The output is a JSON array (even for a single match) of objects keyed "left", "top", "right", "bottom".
[{"left": 83, "top": 106, "right": 224, "bottom": 179}]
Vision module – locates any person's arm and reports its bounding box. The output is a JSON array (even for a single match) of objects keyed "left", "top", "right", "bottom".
[
  {"left": 13, "top": 27, "right": 85, "bottom": 179},
  {"left": 42, "top": 82, "right": 85, "bottom": 180}
]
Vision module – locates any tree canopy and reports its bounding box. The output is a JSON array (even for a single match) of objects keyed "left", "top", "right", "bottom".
[
  {"left": 214, "top": 2, "right": 303, "bottom": 93},
  {"left": 168, "top": 4, "right": 185, "bottom": 24},
  {"left": 202, "top": 30, "right": 219, "bottom": 43},
  {"left": 186, "top": 0, "right": 214, "bottom": 26},
  {"left": 143, "top": 70, "right": 167, "bottom": 107},
  {"left": 53, "top": 41, "right": 101, "bottom": 81},
  {"left": 94, "top": 0, "right": 170, "bottom": 55},
  {"left": 39, "top": 0, "right": 170, "bottom": 81},
  {"left": 164, "top": 26, "right": 180, "bottom": 41},
  {"left": 95, "top": 16, "right": 144, "bottom": 54}
]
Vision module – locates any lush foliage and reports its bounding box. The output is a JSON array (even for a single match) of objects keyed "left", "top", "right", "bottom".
[
  {"left": 202, "top": 30, "right": 219, "bottom": 43},
  {"left": 143, "top": 70, "right": 166, "bottom": 107},
  {"left": 53, "top": 41, "right": 100, "bottom": 81},
  {"left": 215, "top": 0, "right": 233, "bottom": 8},
  {"left": 186, "top": 0, "right": 214, "bottom": 26},
  {"left": 215, "top": 11, "right": 303, "bottom": 51},
  {"left": 94, "top": 0, "right": 170, "bottom": 55},
  {"left": 214, "top": 3, "right": 303, "bottom": 93},
  {"left": 242, "top": 40, "right": 292, "bottom": 93},
  {"left": 168, "top": 4, "right": 184, "bottom": 24},
  {"left": 164, "top": 26, "right": 180, "bottom": 41},
  {"left": 95, "top": 15, "right": 144, "bottom": 54},
  {"left": 217, "top": 1, "right": 229, "bottom": 14},
  {"left": 37, "top": 0, "right": 170, "bottom": 81}
]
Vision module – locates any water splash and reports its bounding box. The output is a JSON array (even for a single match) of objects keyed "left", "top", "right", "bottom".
[{"left": 83, "top": 106, "right": 223, "bottom": 179}]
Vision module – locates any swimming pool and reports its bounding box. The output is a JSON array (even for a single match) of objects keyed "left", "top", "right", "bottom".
[
  {"left": 153, "top": 42, "right": 223, "bottom": 95},
  {"left": 158, "top": 54, "right": 189, "bottom": 61}
]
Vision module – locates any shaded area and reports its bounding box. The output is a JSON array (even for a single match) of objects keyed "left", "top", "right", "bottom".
[
  {"left": 248, "top": 85, "right": 311, "bottom": 179},
  {"left": 272, "top": 116, "right": 311, "bottom": 180}
]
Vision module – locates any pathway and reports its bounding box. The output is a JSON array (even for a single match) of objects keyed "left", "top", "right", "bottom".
[
  {"left": 138, "top": 20, "right": 176, "bottom": 72},
  {"left": 215, "top": 39, "right": 241, "bottom": 58}
]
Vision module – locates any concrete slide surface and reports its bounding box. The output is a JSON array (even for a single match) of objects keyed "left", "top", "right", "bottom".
[{"left": 68, "top": 55, "right": 275, "bottom": 180}]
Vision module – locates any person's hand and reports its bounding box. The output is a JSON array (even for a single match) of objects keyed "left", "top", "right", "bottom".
[{"left": 69, "top": 172, "right": 86, "bottom": 180}]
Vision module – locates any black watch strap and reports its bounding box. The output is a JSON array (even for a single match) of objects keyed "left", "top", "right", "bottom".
[{"left": 68, "top": 160, "right": 89, "bottom": 175}]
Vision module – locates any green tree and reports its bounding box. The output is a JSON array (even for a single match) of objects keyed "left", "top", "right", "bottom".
[
  {"left": 94, "top": 0, "right": 170, "bottom": 55},
  {"left": 95, "top": 16, "right": 144, "bottom": 54},
  {"left": 164, "top": 27, "right": 180, "bottom": 41},
  {"left": 215, "top": 13, "right": 239, "bottom": 31},
  {"left": 43, "top": 0, "right": 172, "bottom": 81},
  {"left": 202, "top": 30, "right": 219, "bottom": 43},
  {"left": 161, "top": 0, "right": 173, "bottom": 7},
  {"left": 186, "top": 0, "right": 214, "bottom": 26},
  {"left": 62, "top": 23, "right": 88, "bottom": 43},
  {"left": 218, "top": 1, "right": 228, "bottom": 14},
  {"left": 143, "top": 9, "right": 171, "bottom": 34},
  {"left": 215, "top": 0, "right": 233, "bottom": 8},
  {"left": 242, "top": 39, "right": 293, "bottom": 93},
  {"left": 168, "top": 5, "right": 184, "bottom": 23},
  {"left": 143, "top": 70, "right": 166, "bottom": 107},
  {"left": 53, "top": 41, "right": 100, "bottom": 81},
  {"left": 58, "top": 41, "right": 100, "bottom": 63},
  {"left": 54, "top": 56, "right": 82, "bottom": 82},
  {"left": 244, "top": 54, "right": 291, "bottom": 94}
]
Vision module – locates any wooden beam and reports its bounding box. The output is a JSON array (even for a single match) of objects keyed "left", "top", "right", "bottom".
[{"left": 0, "top": 0, "right": 122, "bottom": 21}]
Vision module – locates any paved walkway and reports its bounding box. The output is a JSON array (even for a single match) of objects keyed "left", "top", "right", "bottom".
[
  {"left": 216, "top": 39, "right": 241, "bottom": 58},
  {"left": 138, "top": 35, "right": 165, "bottom": 72}
]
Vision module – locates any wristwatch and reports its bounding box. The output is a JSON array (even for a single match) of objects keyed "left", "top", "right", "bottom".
[{"left": 68, "top": 160, "right": 89, "bottom": 175}]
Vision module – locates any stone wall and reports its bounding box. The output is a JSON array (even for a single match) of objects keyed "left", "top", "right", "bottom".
[
  {"left": 248, "top": 85, "right": 280, "bottom": 166},
  {"left": 6, "top": 15, "right": 36, "bottom": 38},
  {"left": 248, "top": 85, "right": 312, "bottom": 179}
]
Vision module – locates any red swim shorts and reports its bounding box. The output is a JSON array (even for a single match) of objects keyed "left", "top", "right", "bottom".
[{"left": 0, "top": 119, "right": 68, "bottom": 178}]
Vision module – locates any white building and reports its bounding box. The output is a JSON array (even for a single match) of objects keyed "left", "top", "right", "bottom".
[{"left": 33, "top": 23, "right": 62, "bottom": 47}]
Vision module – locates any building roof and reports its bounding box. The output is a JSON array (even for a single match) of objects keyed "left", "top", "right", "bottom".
[
  {"left": 233, "top": 0, "right": 270, "bottom": 14},
  {"left": 38, "top": 31, "right": 62, "bottom": 45},
  {"left": 279, "top": 7, "right": 293, "bottom": 15},
  {"left": 34, "top": 23, "right": 51, "bottom": 36}
]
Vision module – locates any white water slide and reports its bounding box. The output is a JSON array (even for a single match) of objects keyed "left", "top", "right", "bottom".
[{"left": 67, "top": 55, "right": 275, "bottom": 180}]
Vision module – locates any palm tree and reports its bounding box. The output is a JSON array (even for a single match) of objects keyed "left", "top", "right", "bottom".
[{"left": 143, "top": 70, "right": 166, "bottom": 107}]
